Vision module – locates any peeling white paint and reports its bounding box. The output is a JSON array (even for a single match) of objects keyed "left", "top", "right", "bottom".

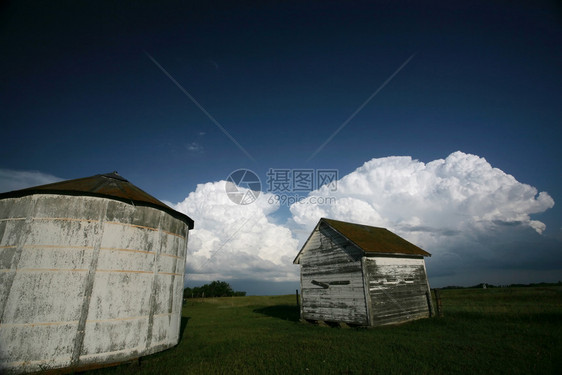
[
  {"left": 296, "top": 221, "right": 431, "bottom": 326},
  {"left": 0, "top": 195, "right": 189, "bottom": 374}
]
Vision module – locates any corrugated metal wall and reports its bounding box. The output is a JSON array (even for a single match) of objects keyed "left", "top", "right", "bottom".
[{"left": 0, "top": 194, "right": 188, "bottom": 374}]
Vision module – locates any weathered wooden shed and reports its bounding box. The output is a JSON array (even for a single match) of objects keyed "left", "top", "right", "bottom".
[{"left": 293, "top": 218, "right": 432, "bottom": 327}]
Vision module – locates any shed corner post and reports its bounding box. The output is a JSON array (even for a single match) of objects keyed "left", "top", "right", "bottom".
[
  {"left": 432, "top": 288, "right": 443, "bottom": 317},
  {"left": 299, "top": 266, "right": 304, "bottom": 321},
  {"left": 422, "top": 259, "right": 434, "bottom": 318},
  {"left": 361, "top": 256, "right": 372, "bottom": 327}
]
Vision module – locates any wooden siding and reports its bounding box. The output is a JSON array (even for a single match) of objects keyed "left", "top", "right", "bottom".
[
  {"left": 365, "top": 257, "right": 430, "bottom": 326},
  {"left": 299, "top": 224, "right": 368, "bottom": 325}
]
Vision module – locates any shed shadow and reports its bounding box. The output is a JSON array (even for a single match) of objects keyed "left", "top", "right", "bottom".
[{"left": 253, "top": 304, "right": 300, "bottom": 322}]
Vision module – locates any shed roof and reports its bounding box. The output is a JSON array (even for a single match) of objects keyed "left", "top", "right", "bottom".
[
  {"left": 0, "top": 172, "right": 194, "bottom": 229},
  {"left": 294, "top": 218, "right": 430, "bottom": 263}
]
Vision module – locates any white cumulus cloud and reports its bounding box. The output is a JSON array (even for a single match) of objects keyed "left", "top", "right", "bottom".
[
  {"left": 291, "top": 151, "right": 553, "bottom": 236},
  {"left": 169, "top": 151, "right": 558, "bottom": 288},
  {"left": 290, "top": 151, "right": 558, "bottom": 285},
  {"left": 173, "top": 181, "right": 299, "bottom": 283}
]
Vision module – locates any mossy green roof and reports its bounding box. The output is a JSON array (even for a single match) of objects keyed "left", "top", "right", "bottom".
[
  {"left": 294, "top": 218, "right": 430, "bottom": 263},
  {"left": 322, "top": 218, "right": 430, "bottom": 257}
]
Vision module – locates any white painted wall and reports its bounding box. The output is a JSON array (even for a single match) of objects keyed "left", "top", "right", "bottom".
[
  {"left": 299, "top": 224, "right": 369, "bottom": 325},
  {"left": 365, "top": 256, "right": 431, "bottom": 325},
  {"left": 0, "top": 194, "right": 189, "bottom": 374}
]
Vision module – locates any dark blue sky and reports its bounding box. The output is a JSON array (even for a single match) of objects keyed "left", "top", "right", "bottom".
[
  {"left": 3, "top": 1, "right": 560, "bottom": 195},
  {"left": 1, "top": 1, "right": 561, "bottom": 290}
]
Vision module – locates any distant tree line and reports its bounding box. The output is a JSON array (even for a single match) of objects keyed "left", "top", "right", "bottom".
[
  {"left": 441, "top": 281, "right": 562, "bottom": 290},
  {"left": 183, "top": 280, "right": 246, "bottom": 298}
]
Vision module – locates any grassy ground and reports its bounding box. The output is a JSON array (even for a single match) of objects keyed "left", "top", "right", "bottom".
[{"left": 87, "top": 287, "right": 562, "bottom": 374}]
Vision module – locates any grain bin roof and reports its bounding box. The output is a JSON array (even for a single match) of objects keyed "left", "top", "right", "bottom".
[
  {"left": 294, "top": 218, "right": 430, "bottom": 263},
  {"left": 0, "top": 172, "right": 194, "bottom": 229}
]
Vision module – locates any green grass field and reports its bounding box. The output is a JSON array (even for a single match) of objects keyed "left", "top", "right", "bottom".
[{"left": 88, "top": 287, "right": 562, "bottom": 374}]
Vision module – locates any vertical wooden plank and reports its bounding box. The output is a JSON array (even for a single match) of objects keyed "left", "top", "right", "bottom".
[
  {"left": 365, "top": 256, "right": 431, "bottom": 326},
  {"left": 299, "top": 267, "right": 304, "bottom": 320},
  {"left": 422, "top": 260, "right": 434, "bottom": 317},
  {"left": 433, "top": 288, "right": 443, "bottom": 317},
  {"left": 361, "top": 257, "right": 373, "bottom": 326},
  {"left": 426, "top": 291, "right": 433, "bottom": 318},
  {"left": 299, "top": 225, "right": 367, "bottom": 325}
]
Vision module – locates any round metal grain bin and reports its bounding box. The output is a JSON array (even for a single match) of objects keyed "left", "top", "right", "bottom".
[{"left": 0, "top": 173, "right": 193, "bottom": 374}]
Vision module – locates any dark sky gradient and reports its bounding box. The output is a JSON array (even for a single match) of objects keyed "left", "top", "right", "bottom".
[{"left": 1, "top": 1, "right": 561, "bottom": 289}]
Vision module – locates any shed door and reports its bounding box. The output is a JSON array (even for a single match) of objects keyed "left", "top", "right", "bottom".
[{"left": 365, "top": 257, "right": 430, "bottom": 326}]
